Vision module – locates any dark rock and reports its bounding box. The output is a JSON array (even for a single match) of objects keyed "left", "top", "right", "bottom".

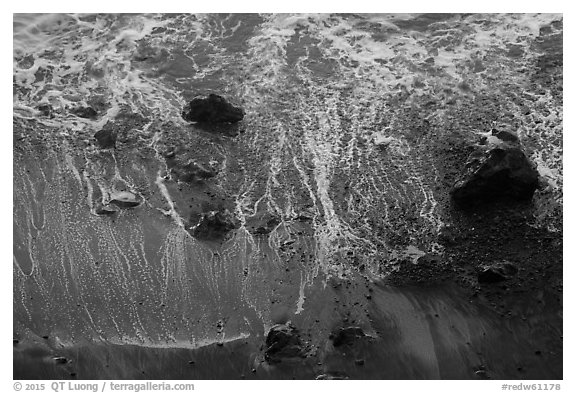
[
  {"left": 37, "top": 104, "right": 54, "bottom": 118},
  {"left": 296, "top": 208, "right": 315, "bottom": 221},
  {"left": 109, "top": 191, "right": 142, "bottom": 209},
  {"left": 94, "top": 128, "right": 117, "bottom": 149},
  {"left": 355, "top": 359, "right": 365, "bottom": 366},
  {"left": 492, "top": 129, "right": 519, "bottom": 143},
  {"left": 95, "top": 111, "right": 149, "bottom": 148},
  {"left": 438, "top": 224, "right": 458, "bottom": 245},
  {"left": 95, "top": 204, "right": 118, "bottom": 215},
  {"left": 13, "top": 339, "right": 19, "bottom": 345},
  {"left": 264, "top": 323, "right": 306, "bottom": 363},
  {"left": 417, "top": 253, "right": 443, "bottom": 265},
  {"left": 331, "top": 326, "right": 366, "bottom": 347},
  {"left": 387, "top": 253, "right": 453, "bottom": 286},
  {"left": 53, "top": 356, "right": 68, "bottom": 364},
  {"left": 451, "top": 147, "right": 540, "bottom": 207},
  {"left": 246, "top": 212, "right": 281, "bottom": 235},
  {"left": 71, "top": 106, "right": 98, "bottom": 119},
  {"left": 316, "top": 371, "right": 349, "bottom": 380},
  {"left": 182, "top": 94, "right": 244, "bottom": 124},
  {"left": 191, "top": 210, "right": 239, "bottom": 240},
  {"left": 478, "top": 262, "right": 518, "bottom": 283}
]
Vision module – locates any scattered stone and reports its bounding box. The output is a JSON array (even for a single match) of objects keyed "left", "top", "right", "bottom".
[
  {"left": 182, "top": 94, "right": 244, "bottom": 124},
  {"left": 169, "top": 161, "right": 217, "bottom": 183},
  {"left": 387, "top": 253, "right": 453, "bottom": 286},
  {"left": 71, "top": 106, "right": 98, "bottom": 119},
  {"left": 331, "top": 326, "right": 366, "bottom": 347},
  {"left": 94, "top": 111, "right": 149, "bottom": 148},
  {"left": 296, "top": 208, "right": 315, "bottom": 221},
  {"left": 451, "top": 147, "right": 540, "bottom": 207},
  {"left": 95, "top": 204, "right": 119, "bottom": 215},
  {"left": 316, "top": 371, "right": 349, "bottom": 380},
  {"left": 438, "top": 224, "right": 458, "bottom": 245},
  {"left": 94, "top": 128, "right": 117, "bottom": 149},
  {"left": 264, "top": 323, "right": 306, "bottom": 363},
  {"left": 492, "top": 129, "right": 519, "bottom": 143},
  {"left": 53, "top": 356, "right": 68, "bottom": 364},
  {"left": 246, "top": 212, "right": 281, "bottom": 235},
  {"left": 37, "top": 104, "right": 54, "bottom": 118},
  {"left": 478, "top": 261, "right": 518, "bottom": 284},
  {"left": 191, "top": 210, "right": 239, "bottom": 240},
  {"left": 109, "top": 191, "right": 142, "bottom": 209}
]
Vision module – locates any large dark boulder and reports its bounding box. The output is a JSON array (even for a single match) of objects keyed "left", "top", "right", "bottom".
[
  {"left": 265, "top": 323, "right": 306, "bottom": 363},
  {"left": 451, "top": 147, "right": 539, "bottom": 207},
  {"left": 190, "top": 210, "right": 239, "bottom": 240},
  {"left": 182, "top": 94, "right": 244, "bottom": 124}
]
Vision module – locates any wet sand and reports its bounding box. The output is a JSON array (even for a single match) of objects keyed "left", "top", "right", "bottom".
[
  {"left": 13, "top": 14, "right": 562, "bottom": 380},
  {"left": 14, "top": 279, "right": 561, "bottom": 380}
]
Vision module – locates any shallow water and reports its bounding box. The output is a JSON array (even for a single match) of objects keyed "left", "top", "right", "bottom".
[{"left": 13, "top": 13, "right": 562, "bottom": 379}]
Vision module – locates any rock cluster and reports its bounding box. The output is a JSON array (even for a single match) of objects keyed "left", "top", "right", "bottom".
[
  {"left": 478, "top": 261, "right": 518, "bottom": 283},
  {"left": 190, "top": 210, "right": 239, "bottom": 240},
  {"left": 168, "top": 159, "right": 217, "bottom": 184},
  {"left": 330, "top": 326, "right": 366, "bottom": 347}
]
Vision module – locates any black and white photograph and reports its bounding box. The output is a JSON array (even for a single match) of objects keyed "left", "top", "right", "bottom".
[{"left": 11, "top": 8, "right": 564, "bottom": 386}]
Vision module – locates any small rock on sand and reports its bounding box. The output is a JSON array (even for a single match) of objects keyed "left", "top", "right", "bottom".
[
  {"left": 331, "top": 326, "right": 366, "bottom": 347},
  {"left": 71, "top": 106, "right": 98, "bottom": 119},
  {"left": 109, "top": 191, "right": 142, "bottom": 208},
  {"left": 478, "top": 261, "right": 518, "bottom": 283}
]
